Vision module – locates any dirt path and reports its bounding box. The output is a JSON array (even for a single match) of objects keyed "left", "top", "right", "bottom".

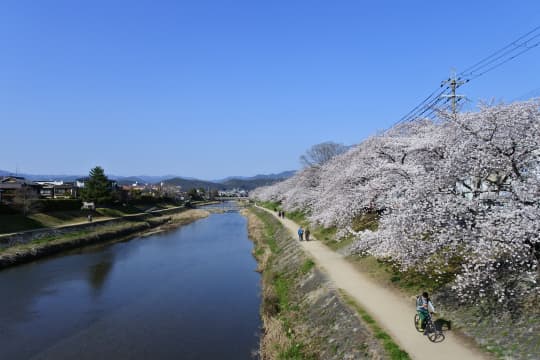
[{"left": 257, "top": 206, "right": 489, "bottom": 360}]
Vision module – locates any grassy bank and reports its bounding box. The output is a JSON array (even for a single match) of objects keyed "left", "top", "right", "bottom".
[
  {"left": 246, "top": 207, "right": 396, "bottom": 360},
  {"left": 0, "top": 201, "right": 183, "bottom": 234},
  {"left": 244, "top": 208, "right": 313, "bottom": 359},
  {"left": 0, "top": 209, "right": 209, "bottom": 269}
]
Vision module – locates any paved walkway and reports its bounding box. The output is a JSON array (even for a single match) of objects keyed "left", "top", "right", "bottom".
[{"left": 258, "top": 206, "right": 489, "bottom": 360}]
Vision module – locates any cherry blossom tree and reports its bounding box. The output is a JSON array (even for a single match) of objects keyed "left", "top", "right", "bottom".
[{"left": 251, "top": 100, "right": 540, "bottom": 304}]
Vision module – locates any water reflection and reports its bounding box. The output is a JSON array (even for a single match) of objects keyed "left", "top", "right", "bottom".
[{"left": 87, "top": 256, "right": 114, "bottom": 295}]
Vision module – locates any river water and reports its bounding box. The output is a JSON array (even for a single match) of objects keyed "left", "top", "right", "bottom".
[{"left": 0, "top": 206, "right": 261, "bottom": 359}]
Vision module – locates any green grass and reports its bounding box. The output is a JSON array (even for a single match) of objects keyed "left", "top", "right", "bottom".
[
  {"left": 284, "top": 210, "right": 309, "bottom": 226},
  {"left": 258, "top": 200, "right": 282, "bottom": 211},
  {"left": 300, "top": 259, "right": 315, "bottom": 274},
  {"left": 264, "top": 228, "right": 279, "bottom": 254},
  {"left": 339, "top": 290, "right": 411, "bottom": 360},
  {"left": 274, "top": 273, "right": 292, "bottom": 313},
  {"left": 351, "top": 212, "right": 379, "bottom": 232},
  {"left": 312, "top": 225, "right": 337, "bottom": 242},
  {"left": 250, "top": 207, "right": 316, "bottom": 360},
  {"left": 0, "top": 202, "right": 169, "bottom": 235},
  {"left": 279, "top": 342, "right": 315, "bottom": 360},
  {"left": 30, "top": 211, "right": 102, "bottom": 227},
  {"left": 348, "top": 255, "right": 454, "bottom": 296},
  {"left": 254, "top": 247, "right": 265, "bottom": 257},
  {"left": 0, "top": 208, "right": 115, "bottom": 234},
  {"left": 0, "top": 214, "right": 45, "bottom": 233},
  {"left": 95, "top": 208, "right": 126, "bottom": 217}
]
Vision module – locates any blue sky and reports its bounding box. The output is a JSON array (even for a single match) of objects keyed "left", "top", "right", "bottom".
[{"left": 2, "top": 1, "right": 539, "bottom": 179}]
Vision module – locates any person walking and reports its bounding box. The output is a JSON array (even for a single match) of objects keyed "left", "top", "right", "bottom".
[
  {"left": 305, "top": 228, "right": 310, "bottom": 241},
  {"left": 298, "top": 227, "right": 304, "bottom": 241}
]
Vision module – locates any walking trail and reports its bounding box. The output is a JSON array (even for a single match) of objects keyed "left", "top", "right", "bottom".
[{"left": 258, "top": 206, "right": 489, "bottom": 360}]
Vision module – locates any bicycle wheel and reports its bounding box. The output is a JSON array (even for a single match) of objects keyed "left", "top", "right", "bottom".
[
  {"left": 427, "top": 331, "right": 445, "bottom": 343},
  {"left": 414, "top": 314, "right": 423, "bottom": 332}
]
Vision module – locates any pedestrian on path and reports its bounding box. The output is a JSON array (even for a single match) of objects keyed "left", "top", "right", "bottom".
[
  {"left": 298, "top": 226, "right": 304, "bottom": 241},
  {"left": 305, "top": 228, "right": 310, "bottom": 241},
  {"left": 282, "top": 211, "right": 286, "bottom": 218}
]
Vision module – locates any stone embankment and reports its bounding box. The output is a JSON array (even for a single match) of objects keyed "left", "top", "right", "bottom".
[
  {"left": 0, "top": 208, "right": 209, "bottom": 270},
  {"left": 245, "top": 207, "right": 387, "bottom": 360}
]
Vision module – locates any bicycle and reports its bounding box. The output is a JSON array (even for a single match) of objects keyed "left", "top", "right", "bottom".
[{"left": 414, "top": 312, "right": 445, "bottom": 343}]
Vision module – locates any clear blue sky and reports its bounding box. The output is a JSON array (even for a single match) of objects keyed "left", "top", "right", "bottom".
[{"left": 2, "top": 1, "right": 539, "bottom": 179}]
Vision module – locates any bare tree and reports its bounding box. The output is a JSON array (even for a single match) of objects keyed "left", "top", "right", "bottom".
[{"left": 300, "top": 141, "right": 348, "bottom": 168}]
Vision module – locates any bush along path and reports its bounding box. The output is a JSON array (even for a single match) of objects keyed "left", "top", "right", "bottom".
[{"left": 256, "top": 205, "right": 490, "bottom": 360}]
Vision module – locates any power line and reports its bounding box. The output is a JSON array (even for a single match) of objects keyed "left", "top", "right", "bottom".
[
  {"left": 458, "top": 25, "right": 540, "bottom": 77},
  {"left": 392, "top": 24, "right": 540, "bottom": 128},
  {"left": 396, "top": 86, "right": 450, "bottom": 125},
  {"left": 465, "top": 38, "right": 540, "bottom": 81},
  {"left": 395, "top": 86, "right": 448, "bottom": 125}
]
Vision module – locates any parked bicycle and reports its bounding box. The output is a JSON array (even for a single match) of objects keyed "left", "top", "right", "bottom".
[{"left": 414, "top": 312, "right": 445, "bottom": 342}]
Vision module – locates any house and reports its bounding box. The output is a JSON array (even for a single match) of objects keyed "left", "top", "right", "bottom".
[
  {"left": 0, "top": 177, "right": 41, "bottom": 204},
  {"left": 35, "top": 180, "right": 79, "bottom": 199},
  {"left": 53, "top": 182, "right": 78, "bottom": 199}
]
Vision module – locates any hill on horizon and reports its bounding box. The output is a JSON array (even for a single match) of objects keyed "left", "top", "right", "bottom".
[
  {"left": 163, "top": 171, "right": 295, "bottom": 191},
  {"left": 0, "top": 169, "right": 295, "bottom": 191}
]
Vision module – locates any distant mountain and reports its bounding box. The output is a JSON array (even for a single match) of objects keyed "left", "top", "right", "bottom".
[
  {"left": 0, "top": 169, "right": 295, "bottom": 191},
  {"left": 220, "top": 171, "right": 295, "bottom": 190},
  {"left": 162, "top": 177, "right": 223, "bottom": 190},
  {"left": 162, "top": 171, "right": 295, "bottom": 191},
  {"left": 220, "top": 178, "right": 278, "bottom": 191},
  {"left": 113, "top": 175, "right": 179, "bottom": 185},
  {"left": 215, "top": 170, "right": 296, "bottom": 183},
  {"left": 116, "top": 175, "right": 186, "bottom": 184}
]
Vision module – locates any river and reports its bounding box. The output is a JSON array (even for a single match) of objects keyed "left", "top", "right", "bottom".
[{"left": 0, "top": 205, "right": 261, "bottom": 359}]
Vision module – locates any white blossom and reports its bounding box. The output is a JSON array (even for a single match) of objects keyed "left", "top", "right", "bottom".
[{"left": 251, "top": 101, "right": 540, "bottom": 304}]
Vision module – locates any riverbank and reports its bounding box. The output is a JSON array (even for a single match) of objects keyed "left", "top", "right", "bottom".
[
  {"left": 244, "top": 207, "right": 389, "bottom": 360},
  {"left": 0, "top": 209, "right": 209, "bottom": 270}
]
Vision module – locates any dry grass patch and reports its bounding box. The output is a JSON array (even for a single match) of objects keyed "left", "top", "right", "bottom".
[
  {"left": 260, "top": 314, "right": 293, "bottom": 360},
  {"left": 242, "top": 209, "right": 271, "bottom": 272},
  {"left": 170, "top": 209, "right": 209, "bottom": 224}
]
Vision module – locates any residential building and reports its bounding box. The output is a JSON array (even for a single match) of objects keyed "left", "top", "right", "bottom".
[{"left": 0, "top": 177, "right": 41, "bottom": 204}]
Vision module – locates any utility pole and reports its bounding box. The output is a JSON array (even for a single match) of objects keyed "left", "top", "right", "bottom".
[{"left": 441, "top": 70, "right": 466, "bottom": 116}]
